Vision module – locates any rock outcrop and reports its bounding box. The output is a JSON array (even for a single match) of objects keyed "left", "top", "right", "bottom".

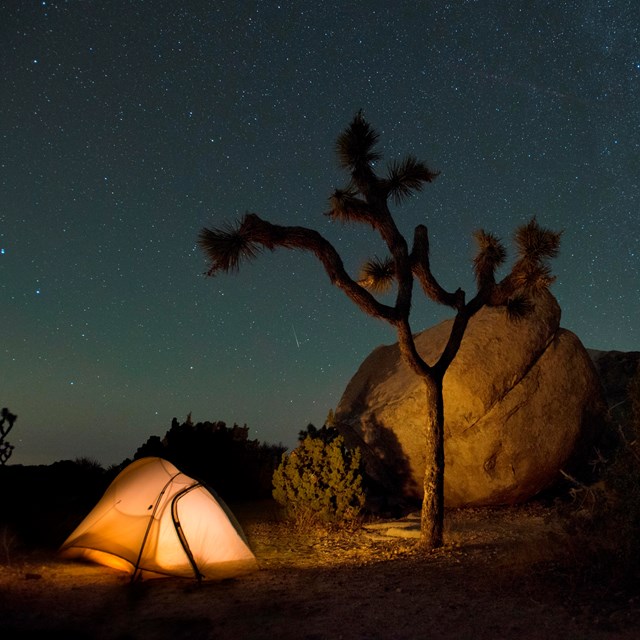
[{"left": 335, "top": 290, "right": 607, "bottom": 508}]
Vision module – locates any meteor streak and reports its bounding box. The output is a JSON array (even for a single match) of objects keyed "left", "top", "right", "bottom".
[{"left": 291, "top": 325, "right": 300, "bottom": 349}]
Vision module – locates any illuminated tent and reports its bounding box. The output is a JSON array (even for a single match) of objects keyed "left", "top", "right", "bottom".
[{"left": 59, "top": 457, "right": 257, "bottom": 580}]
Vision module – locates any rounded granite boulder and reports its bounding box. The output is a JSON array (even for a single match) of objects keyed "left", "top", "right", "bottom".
[{"left": 335, "top": 290, "right": 606, "bottom": 507}]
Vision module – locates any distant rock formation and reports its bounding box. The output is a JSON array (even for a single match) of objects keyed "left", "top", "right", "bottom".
[{"left": 335, "top": 290, "right": 607, "bottom": 508}]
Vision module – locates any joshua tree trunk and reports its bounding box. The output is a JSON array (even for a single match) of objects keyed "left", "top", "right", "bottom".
[{"left": 420, "top": 375, "right": 445, "bottom": 548}]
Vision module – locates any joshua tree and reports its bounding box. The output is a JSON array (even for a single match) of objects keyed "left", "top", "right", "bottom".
[
  {"left": 198, "top": 112, "right": 561, "bottom": 549},
  {"left": 0, "top": 407, "right": 17, "bottom": 465}
]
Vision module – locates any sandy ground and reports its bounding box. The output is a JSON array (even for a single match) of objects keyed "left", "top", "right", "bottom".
[{"left": 1, "top": 502, "right": 640, "bottom": 640}]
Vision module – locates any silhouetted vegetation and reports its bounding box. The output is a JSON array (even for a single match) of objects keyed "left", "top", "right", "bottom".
[
  {"left": 198, "top": 111, "right": 561, "bottom": 549},
  {"left": 0, "top": 414, "right": 285, "bottom": 553},
  {"left": 557, "top": 362, "right": 640, "bottom": 588},
  {"left": 298, "top": 422, "right": 340, "bottom": 444},
  {"left": 134, "top": 414, "right": 286, "bottom": 501},
  {"left": 273, "top": 434, "right": 365, "bottom": 529},
  {"left": 0, "top": 407, "right": 17, "bottom": 465},
  {"left": 0, "top": 458, "right": 109, "bottom": 551}
]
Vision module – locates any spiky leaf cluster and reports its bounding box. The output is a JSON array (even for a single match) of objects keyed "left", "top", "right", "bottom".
[
  {"left": 515, "top": 217, "right": 561, "bottom": 261},
  {"left": 505, "top": 294, "right": 535, "bottom": 321},
  {"left": 197, "top": 218, "right": 261, "bottom": 274},
  {"left": 511, "top": 260, "right": 556, "bottom": 292},
  {"left": 473, "top": 230, "right": 506, "bottom": 287},
  {"left": 326, "top": 188, "right": 370, "bottom": 223},
  {"left": 334, "top": 110, "right": 381, "bottom": 171},
  {"left": 358, "top": 256, "right": 395, "bottom": 293},
  {"left": 385, "top": 156, "right": 439, "bottom": 205}
]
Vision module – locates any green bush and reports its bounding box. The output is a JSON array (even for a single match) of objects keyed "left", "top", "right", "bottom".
[{"left": 272, "top": 435, "right": 365, "bottom": 528}]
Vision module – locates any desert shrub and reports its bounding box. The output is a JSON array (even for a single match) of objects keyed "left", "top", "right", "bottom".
[
  {"left": 0, "top": 458, "right": 110, "bottom": 549},
  {"left": 272, "top": 435, "right": 365, "bottom": 529},
  {"left": 133, "top": 416, "right": 286, "bottom": 501},
  {"left": 556, "top": 363, "right": 640, "bottom": 587}
]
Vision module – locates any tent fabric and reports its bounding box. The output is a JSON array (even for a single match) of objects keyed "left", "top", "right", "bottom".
[{"left": 59, "top": 457, "right": 257, "bottom": 580}]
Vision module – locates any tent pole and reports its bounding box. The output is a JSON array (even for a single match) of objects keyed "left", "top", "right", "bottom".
[
  {"left": 131, "top": 474, "right": 179, "bottom": 582},
  {"left": 171, "top": 483, "right": 205, "bottom": 582}
]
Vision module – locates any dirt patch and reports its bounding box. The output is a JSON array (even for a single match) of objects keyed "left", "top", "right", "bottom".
[{"left": 1, "top": 502, "right": 639, "bottom": 639}]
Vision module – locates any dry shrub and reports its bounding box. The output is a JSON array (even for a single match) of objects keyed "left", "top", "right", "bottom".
[
  {"left": 555, "top": 364, "right": 640, "bottom": 589},
  {"left": 272, "top": 435, "right": 365, "bottom": 531}
]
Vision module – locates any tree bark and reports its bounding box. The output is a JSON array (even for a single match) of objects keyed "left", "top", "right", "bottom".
[{"left": 420, "top": 375, "right": 445, "bottom": 549}]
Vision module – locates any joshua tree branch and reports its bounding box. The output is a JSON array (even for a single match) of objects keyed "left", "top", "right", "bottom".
[
  {"left": 326, "top": 188, "right": 378, "bottom": 226},
  {"left": 199, "top": 213, "right": 399, "bottom": 323},
  {"left": 396, "top": 318, "right": 432, "bottom": 378},
  {"left": 410, "top": 225, "right": 463, "bottom": 308},
  {"left": 0, "top": 408, "right": 16, "bottom": 439}
]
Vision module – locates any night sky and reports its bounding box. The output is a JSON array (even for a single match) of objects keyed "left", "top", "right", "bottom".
[{"left": 2, "top": 1, "right": 638, "bottom": 466}]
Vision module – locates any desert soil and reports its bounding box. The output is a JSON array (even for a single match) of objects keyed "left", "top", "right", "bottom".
[{"left": 1, "top": 501, "right": 639, "bottom": 640}]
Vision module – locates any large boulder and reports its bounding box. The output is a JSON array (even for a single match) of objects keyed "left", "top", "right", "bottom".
[{"left": 335, "top": 290, "right": 606, "bottom": 508}]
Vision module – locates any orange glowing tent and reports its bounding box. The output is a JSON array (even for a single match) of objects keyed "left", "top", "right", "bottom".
[{"left": 59, "top": 457, "right": 257, "bottom": 580}]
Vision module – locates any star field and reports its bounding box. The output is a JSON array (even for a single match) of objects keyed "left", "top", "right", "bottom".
[{"left": 1, "top": 1, "right": 638, "bottom": 466}]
